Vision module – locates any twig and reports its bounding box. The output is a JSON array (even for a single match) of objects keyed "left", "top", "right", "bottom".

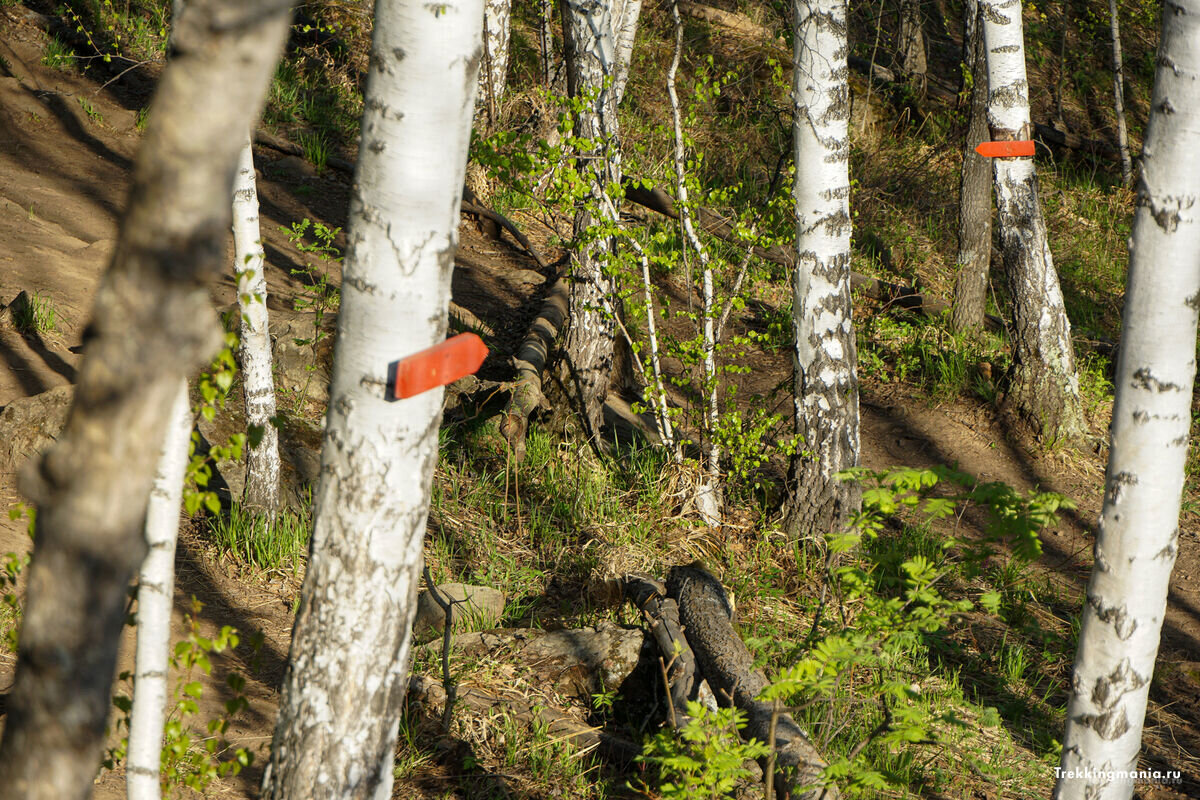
[{"left": 422, "top": 567, "right": 460, "bottom": 733}]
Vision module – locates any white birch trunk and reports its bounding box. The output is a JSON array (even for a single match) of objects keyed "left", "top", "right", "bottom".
[
  {"left": 478, "top": 0, "right": 512, "bottom": 125},
  {"left": 611, "top": 0, "right": 642, "bottom": 106},
  {"left": 561, "top": 0, "right": 621, "bottom": 438},
  {"left": 126, "top": 380, "right": 190, "bottom": 800},
  {"left": 232, "top": 134, "right": 280, "bottom": 512},
  {"left": 1109, "top": 0, "right": 1133, "bottom": 187},
  {"left": 786, "top": 0, "right": 861, "bottom": 538},
  {"left": 980, "top": 0, "right": 1085, "bottom": 441},
  {"left": 260, "top": 0, "right": 481, "bottom": 797},
  {"left": 1054, "top": 4, "right": 1200, "bottom": 797}
]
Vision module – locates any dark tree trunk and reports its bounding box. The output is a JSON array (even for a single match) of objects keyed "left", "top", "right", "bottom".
[
  {"left": 950, "top": 0, "right": 992, "bottom": 334},
  {"left": 897, "top": 0, "right": 927, "bottom": 94},
  {"left": 0, "top": 2, "right": 290, "bottom": 797}
]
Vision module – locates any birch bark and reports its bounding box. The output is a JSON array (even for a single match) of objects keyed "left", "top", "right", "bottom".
[
  {"left": 611, "top": 0, "right": 642, "bottom": 105},
  {"left": 478, "top": 0, "right": 512, "bottom": 125},
  {"left": 232, "top": 134, "right": 280, "bottom": 512},
  {"left": 126, "top": 380, "right": 190, "bottom": 800},
  {"left": 785, "top": 0, "right": 861, "bottom": 538},
  {"left": 980, "top": 0, "right": 1085, "bottom": 441},
  {"left": 1055, "top": 3, "right": 1200, "bottom": 797},
  {"left": 260, "top": 0, "right": 481, "bottom": 797},
  {"left": 1109, "top": 0, "right": 1133, "bottom": 187},
  {"left": 561, "top": 0, "right": 621, "bottom": 438}
]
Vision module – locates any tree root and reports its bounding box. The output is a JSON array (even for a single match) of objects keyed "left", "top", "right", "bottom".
[{"left": 499, "top": 278, "right": 568, "bottom": 462}]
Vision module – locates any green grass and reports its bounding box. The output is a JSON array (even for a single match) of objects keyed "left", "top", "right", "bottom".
[
  {"left": 296, "top": 130, "right": 330, "bottom": 173},
  {"left": 11, "top": 290, "right": 59, "bottom": 335},
  {"left": 77, "top": 97, "right": 103, "bottom": 124},
  {"left": 205, "top": 503, "right": 310, "bottom": 571},
  {"left": 41, "top": 36, "right": 76, "bottom": 70}
]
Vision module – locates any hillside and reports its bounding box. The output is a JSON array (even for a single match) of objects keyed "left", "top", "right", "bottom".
[{"left": 0, "top": 1, "right": 1198, "bottom": 798}]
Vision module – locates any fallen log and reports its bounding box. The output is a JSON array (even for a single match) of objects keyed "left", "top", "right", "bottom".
[
  {"left": 499, "top": 278, "right": 569, "bottom": 462},
  {"left": 623, "top": 574, "right": 697, "bottom": 729},
  {"left": 668, "top": 564, "right": 839, "bottom": 800},
  {"left": 408, "top": 675, "right": 643, "bottom": 765}
]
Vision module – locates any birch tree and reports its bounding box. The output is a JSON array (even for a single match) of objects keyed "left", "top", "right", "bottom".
[
  {"left": 980, "top": 0, "right": 1085, "bottom": 442},
  {"left": 784, "top": 0, "right": 861, "bottom": 538},
  {"left": 1109, "top": 0, "right": 1133, "bottom": 187},
  {"left": 0, "top": 2, "right": 289, "bottom": 797},
  {"left": 127, "top": 380, "right": 190, "bottom": 800},
  {"left": 260, "top": 0, "right": 482, "bottom": 796},
  {"left": 950, "top": 0, "right": 992, "bottom": 334},
  {"left": 478, "top": 0, "right": 512, "bottom": 126},
  {"left": 561, "top": 0, "right": 622, "bottom": 438},
  {"left": 232, "top": 134, "right": 281, "bottom": 512},
  {"left": 1054, "top": 3, "right": 1200, "bottom": 796},
  {"left": 611, "top": 0, "right": 643, "bottom": 105}
]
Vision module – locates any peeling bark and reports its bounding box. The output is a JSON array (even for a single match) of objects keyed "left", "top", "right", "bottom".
[
  {"left": 1055, "top": 3, "right": 1200, "bottom": 797},
  {"left": 785, "top": 0, "right": 861, "bottom": 539},
  {"left": 980, "top": 0, "right": 1085, "bottom": 442},
  {"left": 260, "top": 0, "right": 482, "bottom": 797},
  {"left": 0, "top": 2, "right": 289, "bottom": 796}
]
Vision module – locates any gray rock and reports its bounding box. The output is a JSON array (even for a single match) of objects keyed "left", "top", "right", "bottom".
[
  {"left": 414, "top": 583, "right": 505, "bottom": 643},
  {"left": 0, "top": 385, "right": 73, "bottom": 474}
]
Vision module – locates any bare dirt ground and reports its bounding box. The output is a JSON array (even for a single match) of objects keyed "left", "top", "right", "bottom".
[{"left": 0, "top": 5, "right": 1197, "bottom": 799}]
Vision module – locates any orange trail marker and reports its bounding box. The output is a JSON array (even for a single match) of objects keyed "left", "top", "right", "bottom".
[
  {"left": 975, "top": 140, "right": 1036, "bottom": 158},
  {"left": 388, "top": 332, "right": 488, "bottom": 400}
]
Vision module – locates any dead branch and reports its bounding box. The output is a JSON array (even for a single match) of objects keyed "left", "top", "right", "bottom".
[
  {"left": 667, "top": 564, "right": 840, "bottom": 800},
  {"left": 499, "top": 278, "right": 568, "bottom": 461},
  {"left": 623, "top": 574, "right": 695, "bottom": 728}
]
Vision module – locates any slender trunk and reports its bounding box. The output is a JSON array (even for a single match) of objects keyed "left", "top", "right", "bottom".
[
  {"left": 127, "top": 380, "right": 190, "bottom": 800},
  {"left": 1109, "top": 0, "right": 1133, "bottom": 187},
  {"left": 611, "top": 0, "right": 642, "bottom": 106},
  {"left": 479, "top": 0, "right": 512, "bottom": 127},
  {"left": 0, "top": 4, "right": 289, "bottom": 797},
  {"left": 785, "top": 0, "right": 861, "bottom": 538},
  {"left": 1055, "top": 4, "right": 1200, "bottom": 797},
  {"left": 950, "top": 0, "right": 992, "bottom": 333},
  {"left": 667, "top": 0, "right": 720, "bottom": 516},
  {"left": 631, "top": 236, "right": 677, "bottom": 458},
  {"left": 561, "top": 0, "right": 621, "bottom": 439},
  {"left": 260, "top": 0, "right": 481, "bottom": 797},
  {"left": 980, "top": 0, "right": 1085, "bottom": 442},
  {"left": 232, "top": 134, "right": 280, "bottom": 512},
  {"left": 540, "top": 0, "right": 557, "bottom": 87}
]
